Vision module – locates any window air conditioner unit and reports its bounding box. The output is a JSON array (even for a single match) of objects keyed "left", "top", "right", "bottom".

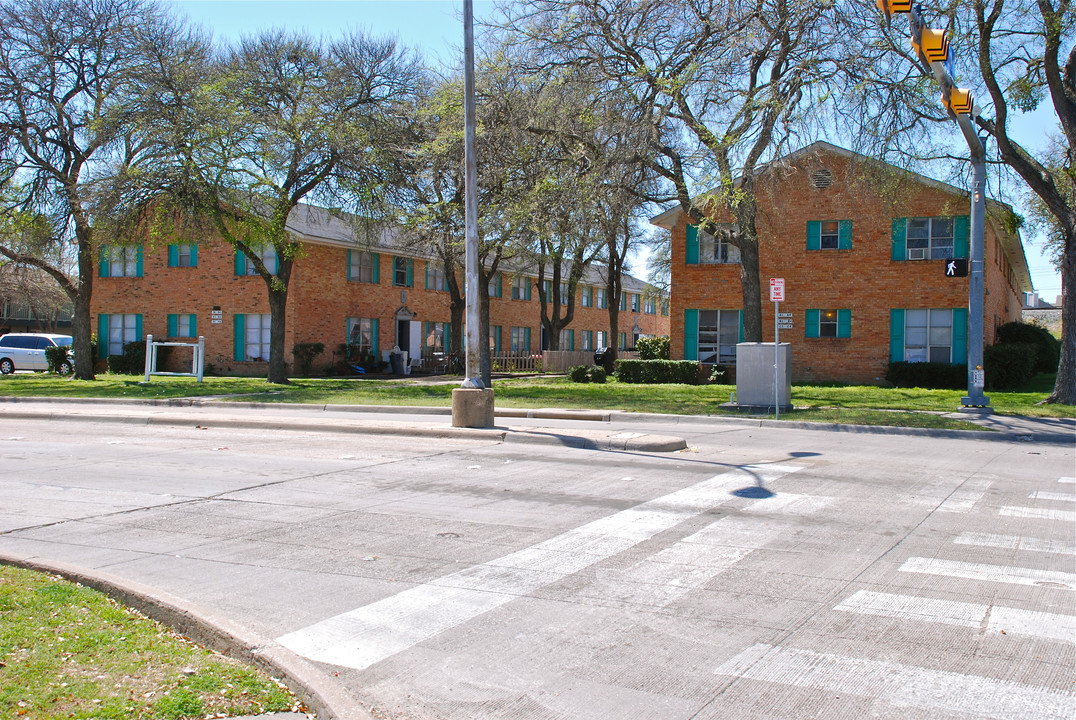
[{"left": 908, "top": 248, "right": 927, "bottom": 260}]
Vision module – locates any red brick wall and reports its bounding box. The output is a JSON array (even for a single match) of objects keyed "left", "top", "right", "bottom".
[
  {"left": 92, "top": 238, "right": 669, "bottom": 374},
  {"left": 668, "top": 148, "right": 1024, "bottom": 384}
]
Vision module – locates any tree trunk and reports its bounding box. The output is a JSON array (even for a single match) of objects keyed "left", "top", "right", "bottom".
[
  {"left": 1047, "top": 230, "right": 1075, "bottom": 403},
  {"left": 72, "top": 237, "right": 95, "bottom": 380},
  {"left": 734, "top": 194, "right": 764, "bottom": 343},
  {"left": 604, "top": 299, "right": 620, "bottom": 374},
  {"left": 266, "top": 285, "right": 289, "bottom": 384}
]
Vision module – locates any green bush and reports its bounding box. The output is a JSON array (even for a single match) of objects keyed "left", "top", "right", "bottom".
[
  {"left": 635, "top": 335, "right": 670, "bottom": 361},
  {"left": 984, "top": 342, "right": 1037, "bottom": 390},
  {"left": 587, "top": 365, "right": 607, "bottom": 383},
  {"left": 292, "top": 342, "right": 325, "bottom": 376},
  {"left": 885, "top": 361, "right": 967, "bottom": 389},
  {"left": 45, "top": 344, "right": 72, "bottom": 373},
  {"left": 709, "top": 364, "right": 729, "bottom": 383},
  {"left": 995, "top": 321, "right": 1060, "bottom": 373},
  {"left": 107, "top": 340, "right": 146, "bottom": 374},
  {"left": 615, "top": 359, "right": 701, "bottom": 384},
  {"left": 568, "top": 364, "right": 591, "bottom": 383}
]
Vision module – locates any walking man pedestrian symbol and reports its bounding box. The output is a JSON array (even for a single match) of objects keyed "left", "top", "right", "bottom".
[{"left": 946, "top": 259, "right": 956, "bottom": 276}]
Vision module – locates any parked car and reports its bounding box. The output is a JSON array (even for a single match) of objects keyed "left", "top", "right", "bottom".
[{"left": 0, "top": 333, "right": 73, "bottom": 374}]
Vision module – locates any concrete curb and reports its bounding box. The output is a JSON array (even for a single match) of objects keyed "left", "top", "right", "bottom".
[{"left": 0, "top": 551, "right": 371, "bottom": 720}]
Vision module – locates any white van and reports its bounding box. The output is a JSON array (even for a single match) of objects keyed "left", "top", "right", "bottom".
[{"left": 0, "top": 333, "right": 73, "bottom": 374}]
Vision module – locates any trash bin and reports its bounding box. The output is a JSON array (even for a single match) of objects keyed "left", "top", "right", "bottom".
[
  {"left": 594, "top": 347, "right": 608, "bottom": 366},
  {"left": 389, "top": 349, "right": 405, "bottom": 375}
]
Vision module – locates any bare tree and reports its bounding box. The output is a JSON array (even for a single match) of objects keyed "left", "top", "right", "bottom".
[
  {"left": 500, "top": 0, "right": 841, "bottom": 343},
  {"left": 0, "top": 0, "right": 186, "bottom": 378}
]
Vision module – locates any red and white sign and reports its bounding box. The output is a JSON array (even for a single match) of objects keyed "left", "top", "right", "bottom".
[{"left": 769, "top": 277, "right": 785, "bottom": 302}]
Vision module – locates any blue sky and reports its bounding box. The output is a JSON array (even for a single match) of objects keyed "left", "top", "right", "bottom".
[{"left": 170, "top": 1, "right": 1062, "bottom": 299}]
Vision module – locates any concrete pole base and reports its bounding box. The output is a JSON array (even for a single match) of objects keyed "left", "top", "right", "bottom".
[{"left": 451, "top": 388, "right": 495, "bottom": 428}]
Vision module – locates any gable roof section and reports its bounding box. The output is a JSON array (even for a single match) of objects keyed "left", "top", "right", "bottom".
[{"left": 648, "top": 141, "right": 1032, "bottom": 293}]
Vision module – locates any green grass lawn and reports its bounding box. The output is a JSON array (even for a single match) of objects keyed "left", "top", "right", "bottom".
[
  {"left": 0, "top": 565, "right": 298, "bottom": 720},
  {"left": 1, "top": 370, "right": 1071, "bottom": 427}
]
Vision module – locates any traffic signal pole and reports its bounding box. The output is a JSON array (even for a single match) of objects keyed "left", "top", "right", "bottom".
[{"left": 892, "top": 1, "right": 991, "bottom": 409}]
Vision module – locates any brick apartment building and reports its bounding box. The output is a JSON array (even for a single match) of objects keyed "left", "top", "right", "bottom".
[
  {"left": 91, "top": 204, "right": 669, "bottom": 375},
  {"left": 650, "top": 142, "right": 1032, "bottom": 385}
]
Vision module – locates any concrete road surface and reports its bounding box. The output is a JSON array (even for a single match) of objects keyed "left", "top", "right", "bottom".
[{"left": 0, "top": 402, "right": 1072, "bottom": 719}]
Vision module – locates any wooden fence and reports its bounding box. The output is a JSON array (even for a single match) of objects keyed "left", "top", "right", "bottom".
[{"left": 541, "top": 350, "right": 638, "bottom": 373}]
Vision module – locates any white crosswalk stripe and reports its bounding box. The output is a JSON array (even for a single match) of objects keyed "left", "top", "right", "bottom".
[
  {"left": 954, "top": 532, "right": 1076, "bottom": 555},
  {"left": 1000, "top": 506, "right": 1076, "bottom": 522},
  {"left": 715, "top": 643, "right": 1073, "bottom": 719},
  {"left": 277, "top": 462, "right": 804, "bottom": 670},
  {"left": 899, "top": 557, "right": 1076, "bottom": 590}
]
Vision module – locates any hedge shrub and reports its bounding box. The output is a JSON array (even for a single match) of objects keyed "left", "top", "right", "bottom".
[
  {"left": 995, "top": 321, "right": 1060, "bottom": 373},
  {"left": 984, "top": 342, "right": 1036, "bottom": 390},
  {"left": 568, "top": 364, "right": 608, "bottom": 383},
  {"left": 885, "top": 361, "right": 967, "bottom": 389},
  {"left": 292, "top": 342, "right": 325, "bottom": 376},
  {"left": 587, "top": 365, "right": 607, "bottom": 383},
  {"left": 107, "top": 340, "right": 145, "bottom": 374},
  {"left": 615, "top": 359, "right": 701, "bottom": 384},
  {"left": 45, "top": 344, "right": 72, "bottom": 373},
  {"left": 635, "top": 335, "right": 670, "bottom": 361}
]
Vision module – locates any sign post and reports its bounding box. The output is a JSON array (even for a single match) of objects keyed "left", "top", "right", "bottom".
[{"left": 770, "top": 278, "right": 785, "bottom": 419}]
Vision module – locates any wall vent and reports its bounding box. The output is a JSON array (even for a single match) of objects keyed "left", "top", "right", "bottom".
[{"left": 809, "top": 168, "right": 833, "bottom": 189}]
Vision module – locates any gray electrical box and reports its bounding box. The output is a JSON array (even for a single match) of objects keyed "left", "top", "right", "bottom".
[{"left": 735, "top": 342, "right": 792, "bottom": 411}]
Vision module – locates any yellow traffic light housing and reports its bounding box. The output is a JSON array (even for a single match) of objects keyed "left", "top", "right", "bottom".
[
  {"left": 876, "top": 0, "right": 913, "bottom": 16},
  {"left": 913, "top": 28, "right": 950, "bottom": 64},
  {"left": 945, "top": 88, "right": 975, "bottom": 115}
]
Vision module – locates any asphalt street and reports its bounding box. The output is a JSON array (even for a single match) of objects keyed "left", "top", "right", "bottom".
[{"left": 0, "top": 401, "right": 1073, "bottom": 720}]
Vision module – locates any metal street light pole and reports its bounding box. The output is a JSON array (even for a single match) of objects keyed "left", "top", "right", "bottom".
[{"left": 461, "top": 0, "right": 483, "bottom": 391}]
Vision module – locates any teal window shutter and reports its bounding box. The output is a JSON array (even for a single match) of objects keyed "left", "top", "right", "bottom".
[
  {"left": 684, "top": 309, "right": 699, "bottom": 360},
  {"left": 168, "top": 244, "right": 179, "bottom": 267},
  {"left": 273, "top": 249, "right": 279, "bottom": 275},
  {"left": 406, "top": 258, "right": 413, "bottom": 287},
  {"left": 424, "top": 262, "right": 430, "bottom": 289},
  {"left": 371, "top": 318, "right": 379, "bottom": 355},
  {"left": 738, "top": 310, "right": 744, "bottom": 343},
  {"left": 234, "top": 314, "right": 245, "bottom": 361},
  {"left": 569, "top": 330, "right": 575, "bottom": 351},
  {"left": 167, "top": 314, "right": 178, "bottom": 337},
  {"left": 98, "top": 314, "right": 108, "bottom": 358},
  {"left": 620, "top": 293, "right": 626, "bottom": 311},
  {"left": 544, "top": 279, "right": 552, "bottom": 299},
  {"left": 891, "top": 218, "right": 907, "bottom": 261},
  {"left": 136, "top": 246, "right": 144, "bottom": 277},
  {"left": 189, "top": 245, "right": 197, "bottom": 267},
  {"left": 99, "top": 247, "right": 110, "bottom": 277},
  {"left": 445, "top": 323, "right": 450, "bottom": 352},
  {"left": 837, "top": 309, "right": 851, "bottom": 338},
  {"left": 953, "top": 215, "right": 970, "bottom": 259},
  {"left": 525, "top": 327, "right": 531, "bottom": 353},
  {"left": 838, "top": 220, "right": 853, "bottom": 250},
  {"left": 525, "top": 280, "right": 532, "bottom": 301},
  {"left": 234, "top": 249, "right": 245, "bottom": 276},
  {"left": 889, "top": 309, "right": 905, "bottom": 361},
  {"left": 134, "top": 314, "right": 142, "bottom": 342},
  {"left": 686, "top": 224, "right": 699, "bottom": 264},
  {"left": 372, "top": 253, "right": 380, "bottom": 283},
  {"left": 189, "top": 314, "right": 197, "bottom": 336},
  {"left": 347, "top": 250, "right": 353, "bottom": 280},
  {"left": 805, "top": 309, "right": 820, "bottom": 338},
  {"left": 806, "top": 221, "right": 821, "bottom": 251},
  {"left": 497, "top": 273, "right": 503, "bottom": 298},
  {"left": 952, "top": 307, "right": 968, "bottom": 364},
  {"left": 587, "top": 287, "right": 593, "bottom": 306}
]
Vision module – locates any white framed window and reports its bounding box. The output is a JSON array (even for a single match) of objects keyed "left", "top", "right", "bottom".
[
  {"left": 559, "top": 283, "right": 570, "bottom": 305},
  {"left": 425, "top": 321, "right": 448, "bottom": 354},
  {"left": 700, "top": 225, "right": 741, "bottom": 264},
  {"left": 581, "top": 330, "right": 593, "bottom": 351},
  {"left": 426, "top": 264, "right": 446, "bottom": 291},
  {"left": 511, "top": 275, "right": 529, "bottom": 300},
  {"left": 245, "top": 245, "right": 277, "bottom": 275},
  {"left": 905, "top": 309, "right": 953, "bottom": 363},
  {"left": 349, "top": 251, "right": 377, "bottom": 283},
  {"left": 596, "top": 288, "right": 608, "bottom": 309},
  {"left": 907, "top": 217, "right": 954, "bottom": 260},
  {"left": 393, "top": 257, "right": 412, "bottom": 287},
  {"left": 644, "top": 297, "right": 656, "bottom": 314},
  {"left": 347, "top": 317, "right": 377, "bottom": 355},
  {"left": 581, "top": 286, "right": 592, "bottom": 307},
  {"left": 630, "top": 294, "right": 640, "bottom": 312},
  {"left": 698, "top": 309, "right": 739, "bottom": 364},
  {"left": 107, "top": 313, "right": 140, "bottom": 355},
  {"left": 510, "top": 326, "right": 530, "bottom": 352},
  {"left": 245, "top": 313, "right": 271, "bottom": 361},
  {"left": 559, "top": 328, "right": 573, "bottom": 350},
  {"left": 596, "top": 330, "right": 608, "bottom": 348},
  {"left": 168, "top": 243, "right": 196, "bottom": 268},
  {"left": 108, "top": 247, "right": 140, "bottom": 277}
]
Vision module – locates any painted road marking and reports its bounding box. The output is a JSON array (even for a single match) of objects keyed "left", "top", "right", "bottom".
[
  {"left": 1059, "top": 477, "right": 1075, "bottom": 485},
  {"left": 1029, "top": 491, "right": 1076, "bottom": 503},
  {"left": 937, "top": 478, "right": 991, "bottom": 513},
  {"left": 277, "top": 462, "right": 804, "bottom": 670},
  {"left": 954, "top": 532, "right": 1076, "bottom": 555},
  {"left": 1000, "top": 506, "right": 1076, "bottom": 522},
  {"left": 715, "top": 643, "right": 1073, "bottom": 718},
  {"left": 900, "top": 557, "right": 1075, "bottom": 590},
  {"left": 834, "top": 591, "right": 1076, "bottom": 643}
]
